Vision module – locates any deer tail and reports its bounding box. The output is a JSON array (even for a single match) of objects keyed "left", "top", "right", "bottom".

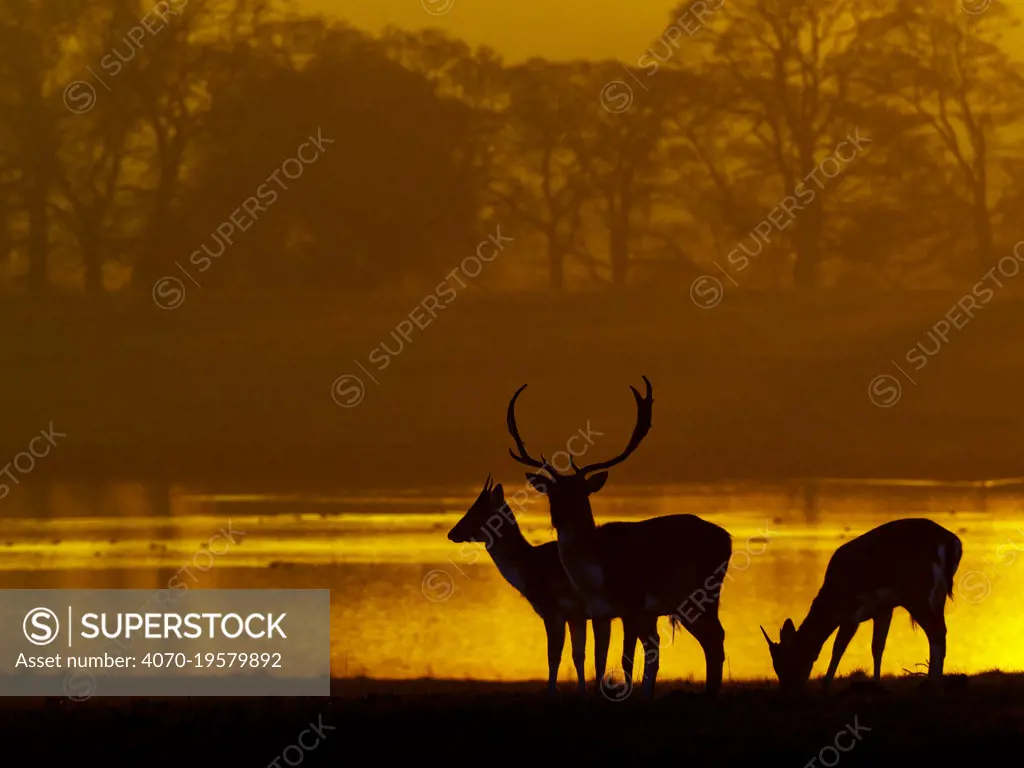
[
  {"left": 669, "top": 614, "right": 683, "bottom": 642},
  {"left": 946, "top": 534, "right": 963, "bottom": 600}
]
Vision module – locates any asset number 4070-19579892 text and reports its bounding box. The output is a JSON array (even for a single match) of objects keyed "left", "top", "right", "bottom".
[{"left": 140, "top": 652, "right": 283, "bottom": 668}]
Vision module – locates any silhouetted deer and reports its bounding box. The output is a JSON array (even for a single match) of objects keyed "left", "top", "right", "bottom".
[
  {"left": 447, "top": 475, "right": 613, "bottom": 695},
  {"left": 506, "top": 376, "right": 732, "bottom": 699},
  {"left": 761, "top": 518, "right": 963, "bottom": 691}
]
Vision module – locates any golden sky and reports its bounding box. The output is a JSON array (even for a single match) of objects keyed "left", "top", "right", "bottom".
[{"left": 316, "top": 0, "right": 1024, "bottom": 62}]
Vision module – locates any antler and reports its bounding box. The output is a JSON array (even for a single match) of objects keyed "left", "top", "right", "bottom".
[
  {"left": 506, "top": 384, "right": 559, "bottom": 474},
  {"left": 576, "top": 375, "right": 653, "bottom": 475}
]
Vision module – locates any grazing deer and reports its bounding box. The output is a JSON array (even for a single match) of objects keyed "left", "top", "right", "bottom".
[
  {"left": 447, "top": 475, "right": 613, "bottom": 695},
  {"left": 760, "top": 518, "right": 963, "bottom": 691},
  {"left": 505, "top": 376, "right": 732, "bottom": 699}
]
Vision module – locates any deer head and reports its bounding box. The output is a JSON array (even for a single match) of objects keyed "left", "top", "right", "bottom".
[
  {"left": 447, "top": 475, "right": 516, "bottom": 545},
  {"left": 505, "top": 376, "right": 653, "bottom": 534},
  {"left": 761, "top": 619, "right": 813, "bottom": 690}
]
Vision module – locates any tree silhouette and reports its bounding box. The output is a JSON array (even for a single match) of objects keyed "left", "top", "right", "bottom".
[
  {"left": 0, "top": 0, "right": 1021, "bottom": 294},
  {"left": 856, "top": 2, "right": 1024, "bottom": 275}
]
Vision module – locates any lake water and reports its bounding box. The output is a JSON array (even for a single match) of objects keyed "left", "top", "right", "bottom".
[{"left": 2, "top": 477, "right": 1023, "bottom": 685}]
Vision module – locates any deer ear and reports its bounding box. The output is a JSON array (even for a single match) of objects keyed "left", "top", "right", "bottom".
[
  {"left": 525, "top": 473, "right": 550, "bottom": 493},
  {"left": 585, "top": 471, "right": 608, "bottom": 494},
  {"left": 781, "top": 618, "right": 796, "bottom": 640},
  {"left": 491, "top": 484, "right": 505, "bottom": 505}
]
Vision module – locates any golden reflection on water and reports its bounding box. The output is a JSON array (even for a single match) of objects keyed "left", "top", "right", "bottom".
[{"left": 2, "top": 479, "right": 1024, "bottom": 683}]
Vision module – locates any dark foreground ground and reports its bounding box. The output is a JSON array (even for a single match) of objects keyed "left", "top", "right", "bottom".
[{"left": 4, "top": 673, "right": 1024, "bottom": 766}]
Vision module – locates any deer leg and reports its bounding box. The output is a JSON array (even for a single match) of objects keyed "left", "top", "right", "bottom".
[
  {"left": 621, "top": 617, "right": 639, "bottom": 697},
  {"left": 689, "top": 611, "right": 726, "bottom": 698},
  {"left": 822, "top": 621, "right": 858, "bottom": 691},
  {"left": 908, "top": 602, "right": 946, "bottom": 683},
  {"left": 638, "top": 615, "right": 660, "bottom": 700},
  {"left": 592, "top": 617, "right": 612, "bottom": 693},
  {"left": 871, "top": 609, "right": 893, "bottom": 681},
  {"left": 544, "top": 617, "right": 566, "bottom": 696},
  {"left": 567, "top": 619, "right": 587, "bottom": 696}
]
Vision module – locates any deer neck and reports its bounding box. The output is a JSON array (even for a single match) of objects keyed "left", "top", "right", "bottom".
[
  {"left": 482, "top": 516, "right": 533, "bottom": 596},
  {"left": 796, "top": 595, "right": 843, "bottom": 665},
  {"left": 482, "top": 513, "right": 531, "bottom": 567},
  {"left": 554, "top": 514, "right": 604, "bottom": 597}
]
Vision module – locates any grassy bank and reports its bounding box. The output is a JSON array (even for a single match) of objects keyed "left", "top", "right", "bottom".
[
  {"left": 8, "top": 673, "right": 1024, "bottom": 764},
  {"left": 5, "top": 289, "right": 1024, "bottom": 492}
]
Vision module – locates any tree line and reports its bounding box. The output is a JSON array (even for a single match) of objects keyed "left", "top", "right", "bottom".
[{"left": 1, "top": 0, "right": 1022, "bottom": 295}]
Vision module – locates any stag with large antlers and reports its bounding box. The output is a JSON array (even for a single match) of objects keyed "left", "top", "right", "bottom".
[{"left": 506, "top": 376, "right": 732, "bottom": 699}]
